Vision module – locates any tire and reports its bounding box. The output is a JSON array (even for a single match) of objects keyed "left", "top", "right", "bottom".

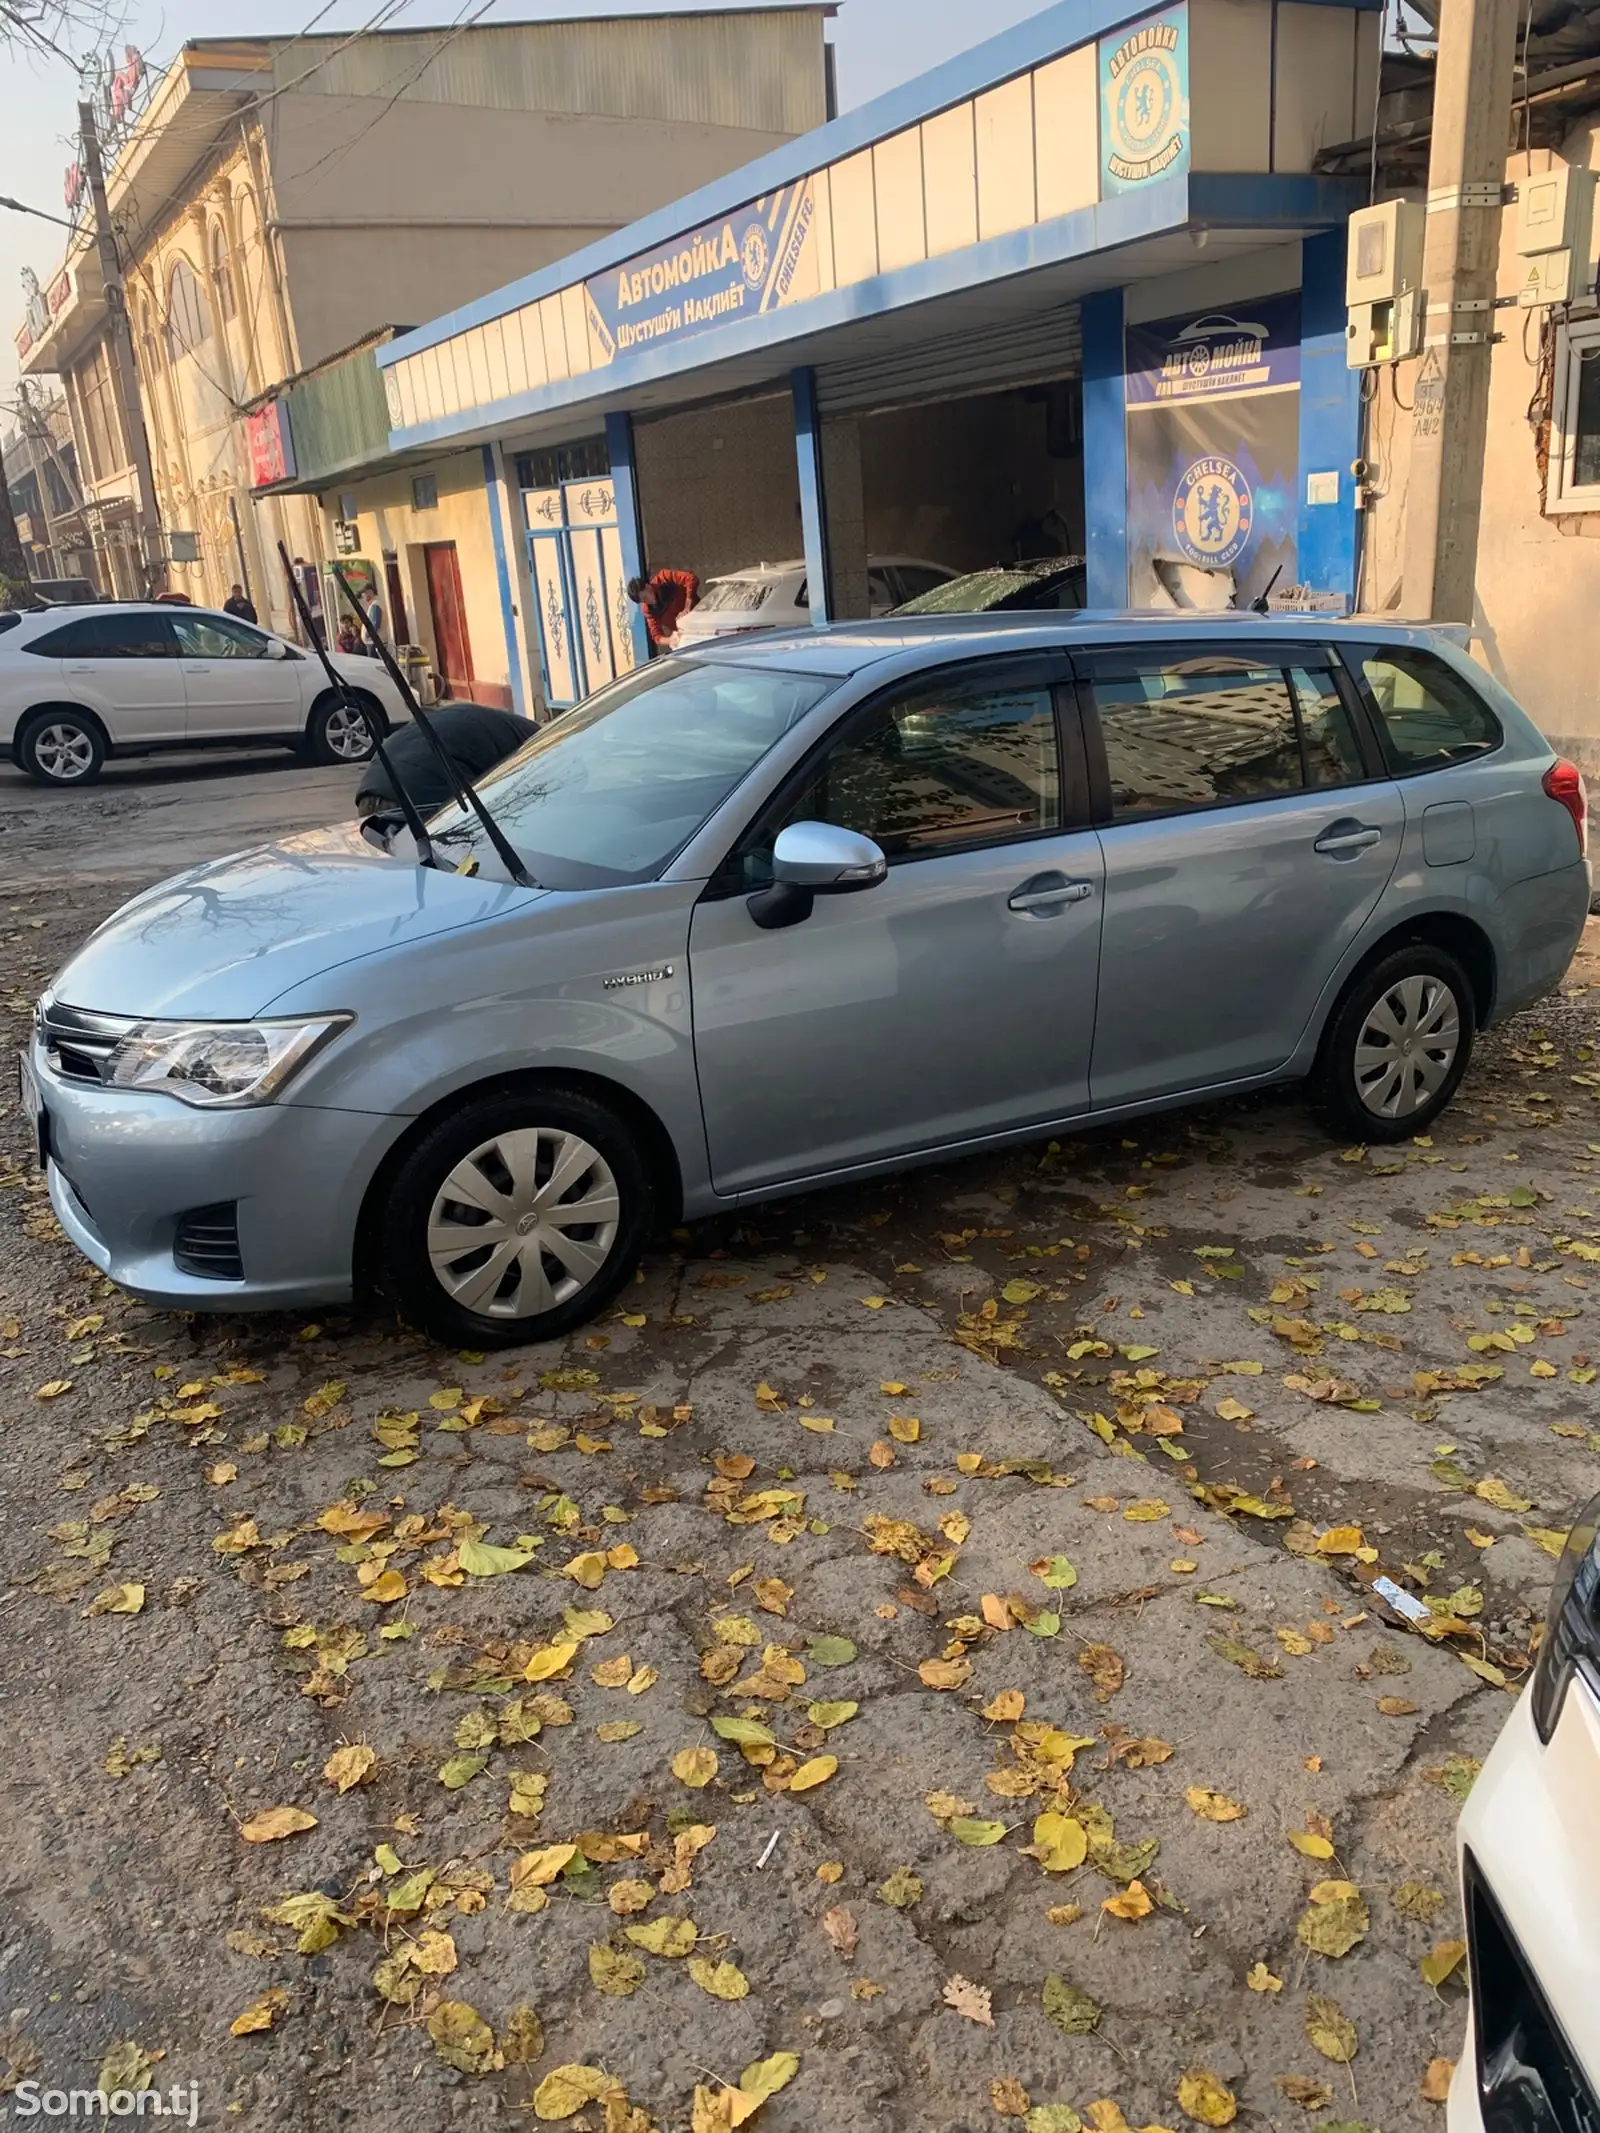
[
  {"left": 378, "top": 1084, "right": 652, "bottom": 1348},
  {"left": 1319, "top": 944, "right": 1475, "bottom": 1142},
  {"left": 305, "top": 691, "right": 382, "bottom": 767},
  {"left": 17, "top": 708, "right": 106, "bottom": 788}
]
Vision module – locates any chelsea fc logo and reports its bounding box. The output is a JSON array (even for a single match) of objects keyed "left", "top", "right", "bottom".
[
  {"left": 741, "top": 224, "right": 770, "bottom": 288},
  {"left": 1173, "top": 456, "right": 1253, "bottom": 568}
]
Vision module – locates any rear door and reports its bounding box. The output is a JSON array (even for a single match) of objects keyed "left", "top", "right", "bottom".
[
  {"left": 172, "top": 611, "right": 304, "bottom": 738},
  {"left": 689, "top": 653, "right": 1105, "bottom": 1193},
  {"left": 47, "top": 610, "right": 186, "bottom": 743},
  {"left": 1077, "top": 641, "right": 1404, "bottom": 1107}
]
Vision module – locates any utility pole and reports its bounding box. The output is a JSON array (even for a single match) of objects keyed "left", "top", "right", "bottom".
[
  {"left": 0, "top": 435, "right": 29, "bottom": 595},
  {"left": 78, "top": 98, "right": 164, "bottom": 593},
  {"left": 1399, "top": 0, "right": 1521, "bottom": 623}
]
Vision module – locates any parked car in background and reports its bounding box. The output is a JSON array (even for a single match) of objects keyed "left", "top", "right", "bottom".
[
  {"left": 892, "top": 556, "right": 1088, "bottom": 615},
  {"left": 0, "top": 602, "right": 411, "bottom": 785},
  {"left": 25, "top": 576, "right": 100, "bottom": 607},
  {"left": 674, "top": 555, "right": 955, "bottom": 643},
  {"left": 24, "top": 613, "right": 1588, "bottom": 1350}
]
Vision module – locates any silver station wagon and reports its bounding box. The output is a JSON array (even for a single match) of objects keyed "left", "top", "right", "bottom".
[{"left": 25, "top": 616, "right": 1591, "bottom": 1347}]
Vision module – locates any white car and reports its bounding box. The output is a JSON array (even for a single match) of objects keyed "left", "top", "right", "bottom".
[
  {"left": 673, "top": 555, "right": 956, "bottom": 644},
  {"left": 1451, "top": 1493, "right": 1600, "bottom": 2131},
  {"left": 0, "top": 602, "right": 411, "bottom": 787}
]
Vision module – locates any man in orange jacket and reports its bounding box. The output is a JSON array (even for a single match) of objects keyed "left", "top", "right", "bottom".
[{"left": 626, "top": 567, "right": 699, "bottom": 648}]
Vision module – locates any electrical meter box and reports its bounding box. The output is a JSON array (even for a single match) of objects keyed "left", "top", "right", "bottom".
[
  {"left": 1346, "top": 199, "right": 1425, "bottom": 306},
  {"left": 1516, "top": 163, "right": 1595, "bottom": 257}
]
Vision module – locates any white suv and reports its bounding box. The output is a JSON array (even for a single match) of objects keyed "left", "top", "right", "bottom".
[{"left": 0, "top": 603, "right": 411, "bottom": 787}]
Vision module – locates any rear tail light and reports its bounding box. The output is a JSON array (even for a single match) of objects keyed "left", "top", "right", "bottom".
[{"left": 1543, "top": 758, "right": 1589, "bottom": 857}]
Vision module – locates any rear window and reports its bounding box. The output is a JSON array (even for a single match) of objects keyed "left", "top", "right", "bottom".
[
  {"left": 697, "top": 579, "right": 774, "bottom": 614},
  {"left": 1358, "top": 647, "right": 1502, "bottom": 770},
  {"left": 0, "top": 614, "right": 20, "bottom": 637}
]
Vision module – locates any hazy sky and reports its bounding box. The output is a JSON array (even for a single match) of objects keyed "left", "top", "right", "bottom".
[{"left": 0, "top": 0, "right": 1054, "bottom": 398}]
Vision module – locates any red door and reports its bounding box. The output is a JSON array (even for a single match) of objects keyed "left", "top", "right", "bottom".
[{"left": 423, "top": 541, "right": 475, "bottom": 701}]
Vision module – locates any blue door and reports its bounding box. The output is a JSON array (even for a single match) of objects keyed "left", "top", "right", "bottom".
[{"left": 522, "top": 479, "right": 638, "bottom": 711}]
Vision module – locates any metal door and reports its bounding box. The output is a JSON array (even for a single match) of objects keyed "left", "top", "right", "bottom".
[
  {"left": 170, "top": 611, "right": 302, "bottom": 736},
  {"left": 522, "top": 478, "right": 637, "bottom": 711}
]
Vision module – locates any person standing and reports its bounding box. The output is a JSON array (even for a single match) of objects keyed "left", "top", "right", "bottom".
[
  {"left": 626, "top": 567, "right": 699, "bottom": 649},
  {"left": 223, "top": 582, "right": 257, "bottom": 623}
]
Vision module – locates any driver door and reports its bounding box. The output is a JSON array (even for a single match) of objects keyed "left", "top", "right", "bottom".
[{"left": 688, "top": 655, "right": 1104, "bottom": 1194}]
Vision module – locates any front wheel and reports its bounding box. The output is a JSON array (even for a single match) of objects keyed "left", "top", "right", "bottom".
[
  {"left": 305, "top": 692, "right": 381, "bottom": 766},
  {"left": 17, "top": 708, "right": 106, "bottom": 787},
  {"left": 1320, "top": 945, "right": 1474, "bottom": 1141},
  {"left": 377, "top": 1085, "right": 653, "bottom": 1347}
]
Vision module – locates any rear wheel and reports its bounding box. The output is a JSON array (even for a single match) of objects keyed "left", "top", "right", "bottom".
[
  {"left": 16, "top": 708, "right": 106, "bottom": 787},
  {"left": 1320, "top": 945, "right": 1474, "bottom": 1141},
  {"left": 378, "top": 1085, "right": 652, "bottom": 1347},
  {"left": 305, "top": 692, "right": 382, "bottom": 766}
]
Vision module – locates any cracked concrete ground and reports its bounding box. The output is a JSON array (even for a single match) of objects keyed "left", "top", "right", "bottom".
[{"left": 0, "top": 757, "right": 1594, "bottom": 2132}]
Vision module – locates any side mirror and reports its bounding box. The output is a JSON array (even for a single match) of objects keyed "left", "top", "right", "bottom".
[
  {"left": 265, "top": 636, "right": 289, "bottom": 660},
  {"left": 748, "top": 820, "right": 887, "bottom": 931}
]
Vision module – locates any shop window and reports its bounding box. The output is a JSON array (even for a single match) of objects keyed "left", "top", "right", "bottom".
[
  {"left": 1548, "top": 315, "right": 1600, "bottom": 512},
  {"left": 514, "top": 438, "right": 609, "bottom": 489},
  {"left": 165, "top": 257, "right": 211, "bottom": 360}
]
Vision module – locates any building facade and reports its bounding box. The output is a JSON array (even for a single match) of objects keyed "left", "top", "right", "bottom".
[
  {"left": 16, "top": 10, "right": 834, "bottom": 645},
  {"left": 375, "top": 0, "right": 1380, "bottom": 717}
]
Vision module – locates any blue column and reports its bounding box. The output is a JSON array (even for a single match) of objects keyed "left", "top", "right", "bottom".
[
  {"left": 791, "top": 365, "right": 829, "bottom": 625},
  {"left": 605, "top": 409, "right": 652, "bottom": 665},
  {"left": 1297, "top": 227, "right": 1361, "bottom": 607},
  {"left": 481, "top": 442, "right": 527, "bottom": 717},
  {"left": 1080, "top": 288, "right": 1128, "bottom": 610}
]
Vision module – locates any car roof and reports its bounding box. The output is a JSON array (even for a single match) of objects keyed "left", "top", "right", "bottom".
[{"left": 687, "top": 611, "right": 1467, "bottom": 677}]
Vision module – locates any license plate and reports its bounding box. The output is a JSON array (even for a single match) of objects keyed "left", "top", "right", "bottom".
[{"left": 17, "top": 1051, "right": 45, "bottom": 1168}]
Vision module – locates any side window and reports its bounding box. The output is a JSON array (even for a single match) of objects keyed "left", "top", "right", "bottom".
[
  {"left": 1084, "top": 652, "right": 1369, "bottom": 818},
  {"left": 1087, "top": 656, "right": 1303, "bottom": 816},
  {"left": 174, "top": 614, "right": 269, "bottom": 659},
  {"left": 866, "top": 568, "right": 895, "bottom": 611},
  {"left": 894, "top": 566, "right": 949, "bottom": 601},
  {"left": 98, "top": 615, "right": 177, "bottom": 660},
  {"left": 1358, "top": 647, "right": 1501, "bottom": 770},
  {"left": 24, "top": 617, "right": 103, "bottom": 657},
  {"left": 755, "top": 676, "right": 1062, "bottom": 878}
]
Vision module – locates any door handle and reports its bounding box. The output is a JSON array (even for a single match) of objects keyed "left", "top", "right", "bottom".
[
  {"left": 1008, "top": 877, "right": 1095, "bottom": 913},
  {"left": 1314, "top": 822, "right": 1382, "bottom": 858},
  {"left": 64, "top": 663, "right": 92, "bottom": 674}
]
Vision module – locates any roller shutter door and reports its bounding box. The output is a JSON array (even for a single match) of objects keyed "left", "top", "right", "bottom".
[{"left": 814, "top": 304, "right": 1083, "bottom": 418}]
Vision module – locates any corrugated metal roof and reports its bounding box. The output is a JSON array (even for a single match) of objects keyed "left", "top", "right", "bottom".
[{"left": 270, "top": 12, "right": 829, "bottom": 134}]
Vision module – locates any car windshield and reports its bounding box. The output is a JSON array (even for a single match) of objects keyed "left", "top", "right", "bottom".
[
  {"left": 427, "top": 659, "right": 833, "bottom": 888},
  {"left": 696, "top": 578, "right": 776, "bottom": 613},
  {"left": 893, "top": 563, "right": 1083, "bottom": 615}
]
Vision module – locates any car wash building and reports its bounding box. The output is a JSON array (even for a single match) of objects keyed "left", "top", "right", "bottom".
[{"left": 377, "top": 0, "right": 1379, "bottom": 711}]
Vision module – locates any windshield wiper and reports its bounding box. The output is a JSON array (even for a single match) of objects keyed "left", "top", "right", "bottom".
[
  {"left": 329, "top": 564, "right": 536, "bottom": 890},
  {"left": 277, "top": 541, "right": 440, "bottom": 872}
]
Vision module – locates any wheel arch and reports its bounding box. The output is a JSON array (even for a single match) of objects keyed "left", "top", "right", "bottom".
[
  {"left": 1329, "top": 910, "right": 1498, "bottom": 1033},
  {"left": 13, "top": 699, "right": 112, "bottom": 765},
  {"left": 351, "top": 1065, "right": 685, "bottom": 1290},
  {"left": 309, "top": 683, "right": 387, "bottom": 734}
]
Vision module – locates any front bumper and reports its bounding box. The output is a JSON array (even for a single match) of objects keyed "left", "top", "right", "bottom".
[
  {"left": 1450, "top": 1683, "right": 1600, "bottom": 2133},
  {"left": 34, "top": 1039, "right": 407, "bottom": 1310}
]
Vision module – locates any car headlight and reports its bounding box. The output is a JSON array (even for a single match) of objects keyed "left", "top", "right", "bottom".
[
  {"left": 1530, "top": 1489, "right": 1600, "bottom": 1743},
  {"left": 106, "top": 1015, "right": 352, "bottom": 1108}
]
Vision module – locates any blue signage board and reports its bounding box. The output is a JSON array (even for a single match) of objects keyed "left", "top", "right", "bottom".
[
  {"left": 585, "top": 182, "right": 816, "bottom": 363},
  {"left": 1124, "top": 290, "right": 1302, "bottom": 605},
  {"left": 1099, "top": 5, "right": 1190, "bottom": 195}
]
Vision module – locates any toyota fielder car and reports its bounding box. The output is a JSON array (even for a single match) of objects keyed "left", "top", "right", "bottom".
[{"left": 24, "top": 615, "right": 1590, "bottom": 1348}]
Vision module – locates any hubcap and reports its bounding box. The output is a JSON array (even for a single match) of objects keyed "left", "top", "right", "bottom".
[
  {"left": 1353, "top": 973, "right": 1461, "bottom": 1119},
  {"left": 325, "top": 703, "right": 374, "bottom": 760},
  {"left": 35, "top": 723, "right": 94, "bottom": 780},
  {"left": 426, "top": 1126, "right": 621, "bottom": 1321}
]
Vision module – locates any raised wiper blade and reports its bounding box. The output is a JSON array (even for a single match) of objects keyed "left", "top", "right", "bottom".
[
  {"left": 329, "top": 565, "right": 535, "bottom": 890},
  {"left": 275, "top": 541, "right": 440, "bottom": 873}
]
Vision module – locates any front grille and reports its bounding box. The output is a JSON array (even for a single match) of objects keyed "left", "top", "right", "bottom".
[
  {"left": 36, "top": 997, "right": 133, "bottom": 1085},
  {"left": 173, "top": 1203, "right": 243, "bottom": 1281},
  {"left": 1467, "top": 1852, "right": 1600, "bottom": 2133}
]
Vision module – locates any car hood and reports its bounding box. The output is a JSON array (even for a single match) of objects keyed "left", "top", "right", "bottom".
[{"left": 51, "top": 824, "right": 542, "bottom": 1021}]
